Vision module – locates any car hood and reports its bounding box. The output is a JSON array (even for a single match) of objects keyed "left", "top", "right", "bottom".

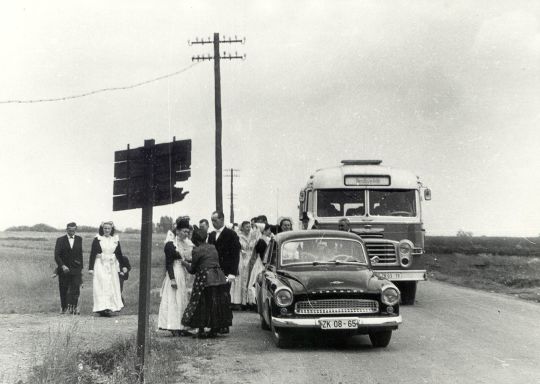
[{"left": 279, "top": 267, "right": 383, "bottom": 294}]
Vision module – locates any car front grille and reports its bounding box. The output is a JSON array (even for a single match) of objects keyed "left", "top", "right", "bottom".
[
  {"left": 295, "top": 299, "right": 379, "bottom": 315},
  {"left": 365, "top": 242, "right": 397, "bottom": 264}
]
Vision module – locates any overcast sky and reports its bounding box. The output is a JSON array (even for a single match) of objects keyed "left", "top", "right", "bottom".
[{"left": 0, "top": 0, "right": 539, "bottom": 236}]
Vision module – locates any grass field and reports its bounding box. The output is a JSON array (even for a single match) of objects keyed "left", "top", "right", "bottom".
[
  {"left": 0, "top": 231, "right": 169, "bottom": 315},
  {"left": 2, "top": 231, "right": 539, "bottom": 314}
]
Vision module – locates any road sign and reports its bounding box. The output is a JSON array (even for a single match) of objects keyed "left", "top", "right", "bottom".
[
  {"left": 112, "top": 139, "right": 191, "bottom": 211},
  {"left": 112, "top": 138, "right": 192, "bottom": 380}
]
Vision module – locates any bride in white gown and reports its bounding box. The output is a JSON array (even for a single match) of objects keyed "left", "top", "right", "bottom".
[{"left": 157, "top": 218, "right": 194, "bottom": 336}]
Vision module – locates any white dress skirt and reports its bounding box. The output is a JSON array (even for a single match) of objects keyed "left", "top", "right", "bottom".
[
  {"left": 247, "top": 256, "right": 264, "bottom": 305},
  {"left": 92, "top": 236, "right": 124, "bottom": 313},
  {"left": 157, "top": 260, "right": 190, "bottom": 331}
]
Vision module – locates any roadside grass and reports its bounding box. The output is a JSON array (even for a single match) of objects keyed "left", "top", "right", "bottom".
[
  {"left": 425, "top": 252, "right": 540, "bottom": 302},
  {"left": 0, "top": 231, "right": 169, "bottom": 315},
  {"left": 23, "top": 320, "right": 208, "bottom": 384}
]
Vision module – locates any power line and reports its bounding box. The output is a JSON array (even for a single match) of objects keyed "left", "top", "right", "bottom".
[{"left": 0, "top": 62, "right": 200, "bottom": 105}]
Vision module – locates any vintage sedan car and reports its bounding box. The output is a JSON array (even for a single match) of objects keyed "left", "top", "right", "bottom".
[{"left": 255, "top": 230, "right": 402, "bottom": 348}]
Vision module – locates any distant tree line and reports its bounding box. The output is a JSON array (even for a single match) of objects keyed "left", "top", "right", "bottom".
[
  {"left": 425, "top": 235, "right": 540, "bottom": 256},
  {"left": 4, "top": 216, "right": 176, "bottom": 234}
]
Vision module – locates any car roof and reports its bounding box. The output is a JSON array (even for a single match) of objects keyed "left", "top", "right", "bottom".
[{"left": 274, "top": 229, "right": 364, "bottom": 244}]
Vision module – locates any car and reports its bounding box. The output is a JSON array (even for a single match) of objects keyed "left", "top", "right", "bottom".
[{"left": 255, "top": 229, "right": 402, "bottom": 348}]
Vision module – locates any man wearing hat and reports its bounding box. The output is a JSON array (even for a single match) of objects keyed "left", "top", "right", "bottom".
[{"left": 54, "top": 222, "right": 84, "bottom": 314}]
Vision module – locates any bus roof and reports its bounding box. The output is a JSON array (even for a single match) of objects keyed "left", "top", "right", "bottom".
[{"left": 306, "top": 161, "right": 421, "bottom": 189}]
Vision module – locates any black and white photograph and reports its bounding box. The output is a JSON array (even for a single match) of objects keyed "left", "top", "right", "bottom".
[{"left": 0, "top": 1, "right": 539, "bottom": 383}]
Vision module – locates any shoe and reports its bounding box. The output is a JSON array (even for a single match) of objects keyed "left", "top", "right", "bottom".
[
  {"left": 178, "top": 330, "right": 194, "bottom": 337},
  {"left": 60, "top": 308, "right": 67, "bottom": 314},
  {"left": 218, "top": 327, "right": 229, "bottom": 334}
]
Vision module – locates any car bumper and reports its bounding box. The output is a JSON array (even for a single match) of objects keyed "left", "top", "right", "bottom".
[
  {"left": 373, "top": 270, "right": 427, "bottom": 281},
  {"left": 272, "top": 315, "right": 402, "bottom": 329}
]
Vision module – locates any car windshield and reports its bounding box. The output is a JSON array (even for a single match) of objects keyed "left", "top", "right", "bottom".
[
  {"left": 280, "top": 238, "right": 367, "bottom": 266},
  {"left": 369, "top": 189, "right": 416, "bottom": 217}
]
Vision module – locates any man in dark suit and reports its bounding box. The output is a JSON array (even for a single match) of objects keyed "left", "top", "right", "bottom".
[
  {"left": 54, "top": 222, "right": 83, "bottom": 314},
  {"left": 208, "top": 211, "right": 241, "bottom": 330}
]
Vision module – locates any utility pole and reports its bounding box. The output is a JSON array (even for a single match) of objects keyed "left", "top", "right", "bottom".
[
  {"left": 225, "top": 168, "right": 240, "bottom": 224},
  {"left": 190, "top": 33, "right": 245, "bottom": 213}
]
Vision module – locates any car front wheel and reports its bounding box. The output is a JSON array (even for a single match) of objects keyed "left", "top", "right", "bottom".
[
  {"left": 260, "top": 314, "right": 270, "bottom": 330},
  {"left": 369, "top": 330, "right": 392, "bottom": 348},
  {"left": 270, "top": 314, "right": 292, "bottom": 348}
]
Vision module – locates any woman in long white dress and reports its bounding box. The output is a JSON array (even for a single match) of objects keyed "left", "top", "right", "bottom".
[
  {"left": 157, "top": 218, "right": 193, "bottom": 336},
  {"left": 89, "top": 221, "right": 127, "bottom": 316},
  {"left": 230, "top": 221, "right": 258, "bottom": 308}
]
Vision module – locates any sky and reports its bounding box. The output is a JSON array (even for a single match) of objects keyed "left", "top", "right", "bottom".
[{"left": 0, "top": 0, "right": 539, "bottom": 236}]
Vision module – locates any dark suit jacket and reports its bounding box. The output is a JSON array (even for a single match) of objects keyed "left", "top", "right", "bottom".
[
  {"left": 54, "top": 235, "right": 83, "bottom": 276},
  {"left": 208, "top": 227, "right": 241, "bottom": 276}
]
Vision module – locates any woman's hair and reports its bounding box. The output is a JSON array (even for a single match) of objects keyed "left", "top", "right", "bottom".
[
  {"left": 279, "top": 218, "right": 292, "bottom": 228},
  {"left": 99, "top": 221, "right": 115, "bottom": 236},
  {"left": 191, "top": 228, "right": 207, "bottom": 246},
  {"left": 241, "top": 221, "right": 250, "bottom": 228}
]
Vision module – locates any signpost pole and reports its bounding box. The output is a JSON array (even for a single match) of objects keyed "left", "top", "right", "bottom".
[{"left": 136, "top": 139, "right": 155, "bottom": 382}]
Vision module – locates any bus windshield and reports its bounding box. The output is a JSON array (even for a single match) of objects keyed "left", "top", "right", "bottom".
[
  {"left": 316, "top": 189, "right": 417, "bottom": 217},
  {"left": 316, "top": 189, "right": 365, "bottom": 217},
  {"left": 369, "top": 189, "right": 416, "bottom": 217}
]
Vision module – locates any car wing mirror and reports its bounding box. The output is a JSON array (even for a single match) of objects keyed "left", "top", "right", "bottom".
[{"left": 370, "top": 256, "right": 380, "bottom": 264}]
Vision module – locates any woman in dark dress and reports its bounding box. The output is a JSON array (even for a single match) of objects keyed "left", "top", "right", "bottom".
[{"left": 181, "top": 228, "right": 233, "bottom": 338}]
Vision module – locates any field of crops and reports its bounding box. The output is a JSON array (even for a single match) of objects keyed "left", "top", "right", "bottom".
[{"left": 0, "top": 231, "right": 168, "bottom": 314}]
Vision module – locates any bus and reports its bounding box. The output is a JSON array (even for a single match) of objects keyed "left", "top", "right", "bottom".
[{"left": 298, "top": 160, "right": 431, "bottom": 304}]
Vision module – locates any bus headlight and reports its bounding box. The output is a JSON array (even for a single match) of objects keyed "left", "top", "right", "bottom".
[
  {"left": 398, "top": 240, "right": 414, "bottom": 267},
  {"left": 382, "top": 286, "right": 400, "bottom": 306},
  {"left": 274, "top": 287, "right": 294, "bottom": 307}
]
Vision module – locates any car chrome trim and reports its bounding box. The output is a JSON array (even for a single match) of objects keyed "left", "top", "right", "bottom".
[
  {"left": 295, "top": 299, "right": 379, "bottom": 315},
  {"left": 272, "top": 315, "right": 402, "bottom": 328}
]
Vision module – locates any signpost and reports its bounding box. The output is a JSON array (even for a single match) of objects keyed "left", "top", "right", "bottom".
[{"left": 113, "top": 138, "right": 191, "bottom": 381}]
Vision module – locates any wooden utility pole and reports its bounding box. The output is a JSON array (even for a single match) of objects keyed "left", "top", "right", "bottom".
[
  {"left": 225, "top": 168, "right": 239, "bottom": 224},
  {"left": 190, "top": 33, "right": 245, "bottom": 212},
  {"left": 136, "top": 139, "right": 154, "bottom": 381}
]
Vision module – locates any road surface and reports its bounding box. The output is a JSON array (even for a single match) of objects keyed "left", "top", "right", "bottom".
[{"left": 1, "top": 281, "right": 539, "bottom": 383}]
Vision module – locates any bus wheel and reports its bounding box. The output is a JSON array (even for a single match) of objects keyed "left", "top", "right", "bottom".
[{"left": 398, "top": 281, "right": 417, "bottom": 305}]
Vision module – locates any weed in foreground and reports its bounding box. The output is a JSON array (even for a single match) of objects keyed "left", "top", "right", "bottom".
[{"left": 23, "top": 320, "right": 204, "bottom": 384}]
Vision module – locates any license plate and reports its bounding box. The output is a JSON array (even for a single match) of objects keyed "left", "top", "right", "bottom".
[
  {"left": 319, "top": 318, "right": 358, "bottom": 329},
  {"left": 377, "top": 272, "right": 402, "bottom": 280}
]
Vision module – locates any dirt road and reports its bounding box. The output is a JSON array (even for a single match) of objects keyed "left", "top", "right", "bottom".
[{"left": 2, "top": 281, "right": 540, "bottom": 383}]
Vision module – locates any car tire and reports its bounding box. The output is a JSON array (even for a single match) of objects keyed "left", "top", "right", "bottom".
[
  {"left": 270, "top": 315, "right": 292, "bottom": 348},
  {"left": 397, "top": 281, "right": 417, "bottom": 305},
  {"left": 260, "top": 314, "right": 270, "bottom": 330},
  {"left": 369, "top": 330, "right": 392, "bottom": 348}
]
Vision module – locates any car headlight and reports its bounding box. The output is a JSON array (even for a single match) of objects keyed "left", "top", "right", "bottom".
[
  {"left": 274, "top": 287, "right": 294, "bottom": 307},
  {"left": 381, "top": 286, "right": 400, "bottom": 306},
  {"left": 398, "top": 240, "right": 414, "bottom": 267}
]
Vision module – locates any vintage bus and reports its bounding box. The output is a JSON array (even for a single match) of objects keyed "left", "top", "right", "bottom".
[{"left": 298, "top": 160, "right": 431, "bottom": 304}]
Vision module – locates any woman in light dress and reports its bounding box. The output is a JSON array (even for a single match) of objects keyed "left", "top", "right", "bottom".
[
  {"left": 230, "top": 221, "right": 259, "bottom": 309},
  {"left": 89, "top": 221, "right": 127, "bottom": 316},
  {"left": 157, "top": 218, "right": 194, "bottom": 336},
  {"left": 246, "top": 223, "right": 272, "bottom": 307}
]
